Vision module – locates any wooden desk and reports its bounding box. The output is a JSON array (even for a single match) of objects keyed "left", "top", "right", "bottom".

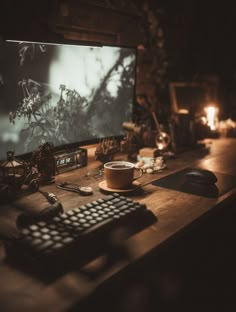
[{"left": 1, "top": 138, "right": 236, "bottom": 312}]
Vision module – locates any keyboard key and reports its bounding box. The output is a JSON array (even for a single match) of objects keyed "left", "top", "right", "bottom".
[
  {"left": 63, "top": 237, "right": 74, "bottom": 244},
  {"left": 54, "top": 235, "right": 62, "bottom": 241},
  {"left": 50, "top": 230, "right": 59, "bottom": 236},
  {"left": 31, "top": 238, "right": 43, "bottom": 246},
  {"left": 70, "top": 216, "right": 78, "bottom": 222},
  {"left": 77, "top": 213, "right": 85, "bottom": 218},
  {"left": 88, "top": 219, "right": 97, "bottom": 225},
  {"left": 97, "top": 198, "right": 105, "bottom": 203},
  {"left": 66, "top": 210, "right": 75, "bottom": 216},
  {"left": 48, "top": 224, "right": 57, "bottom": 229},
  {"left": 52, "top": 243, "right": 63, "bottom": 250},
  {"left": 52, "top": 216, "right": 61, "bottom": 222},
  {"left": 32, "top": 231, "right": 41, "bottom": 238},
  {"left": 37, "top": 221, "right": 47, "bottom": 227},
  {"left": 60, "top": 213, "right": 68, "bottom": 219},
  {"left": 41, "top": 228, "right": 50, "bottom": 233},
  {"left": 29, "top": 225, "right": 39, "bottom": 231},
  {"left": 42, "top": 234, "right": 51, "bottom": 240}
]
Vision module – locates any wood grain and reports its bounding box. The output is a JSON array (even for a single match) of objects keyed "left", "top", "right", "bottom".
[{"left": 0, "top": 138, "right": 236, "bottom": 312}]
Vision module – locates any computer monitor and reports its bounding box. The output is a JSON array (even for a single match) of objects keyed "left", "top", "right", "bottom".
[{"left": 0, "top": 40, "right": 136, "bottom": 160}]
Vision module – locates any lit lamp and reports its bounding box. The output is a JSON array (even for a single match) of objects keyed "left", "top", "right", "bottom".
[
  {"left": 0, "top": 150, "right": 26, "bottom": 184},
  {"left": 204, "top": 105, "right": 219, "bottom": 131}
]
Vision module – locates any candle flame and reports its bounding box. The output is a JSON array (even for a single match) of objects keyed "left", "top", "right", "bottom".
[{"left": 205, "top": 106, "right": 217, "bottom": 131}]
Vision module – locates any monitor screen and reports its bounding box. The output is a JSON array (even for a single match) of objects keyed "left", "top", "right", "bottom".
[{"left": 0, "top": 40, "right": 136, "bottom": 160}]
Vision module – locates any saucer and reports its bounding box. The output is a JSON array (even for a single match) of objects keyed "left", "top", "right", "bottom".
[{"left": 99, "top": 180, "right": 141, "bottom": 193}]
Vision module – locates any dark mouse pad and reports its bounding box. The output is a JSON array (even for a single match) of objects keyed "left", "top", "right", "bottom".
[{"left": 152, "top": 168, "right": 236, "bottom": 198}]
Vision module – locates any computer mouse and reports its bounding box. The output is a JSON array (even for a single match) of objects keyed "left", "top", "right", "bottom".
[{"left": 185, "top": 168, "right": 218, "bottom": 185}]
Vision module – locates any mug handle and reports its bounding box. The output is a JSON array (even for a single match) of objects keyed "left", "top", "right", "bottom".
[{"left": 133, "top": 168, "right": 143, "bottom": 181}]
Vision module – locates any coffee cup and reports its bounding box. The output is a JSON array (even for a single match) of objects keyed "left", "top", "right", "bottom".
[{"left": 104, "top": 161, "right": 143, "bottom": 190}]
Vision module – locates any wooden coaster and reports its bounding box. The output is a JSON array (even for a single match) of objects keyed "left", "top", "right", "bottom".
[{"left": 99, "top": 180, "right": 141, "bottom": 193}]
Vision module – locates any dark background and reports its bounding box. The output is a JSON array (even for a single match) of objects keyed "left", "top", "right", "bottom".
[
  {"left": 162, "top": 0, "right": 236, "bottom": 116},
  {"left": 1, "top": 0, "right": 236, "bottom": 117}
]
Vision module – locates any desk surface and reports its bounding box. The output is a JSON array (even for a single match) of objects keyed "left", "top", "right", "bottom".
[{"left": 1, "top": 138, "right": 236, "bottom": 312}]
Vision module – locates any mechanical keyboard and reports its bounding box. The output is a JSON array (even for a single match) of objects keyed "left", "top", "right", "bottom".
[{"left": 5, "top": 193, "right": 157, "bottom": 270}]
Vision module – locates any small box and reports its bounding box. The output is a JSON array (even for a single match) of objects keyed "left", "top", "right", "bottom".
[{"left": 139, "top": 147, "right": 159, "bottom": 158}]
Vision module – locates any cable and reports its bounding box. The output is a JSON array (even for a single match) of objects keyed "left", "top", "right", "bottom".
[{"left": 56, "top": 181, "right": 93, "bottom": 196}]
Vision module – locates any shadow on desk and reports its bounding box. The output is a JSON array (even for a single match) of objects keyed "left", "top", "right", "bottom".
[
  {"left": 70, "top": 202, "right": 236, "bottom": 312},
  {"left": 4, "top": 241, "right": 129, "bottom": 283}
]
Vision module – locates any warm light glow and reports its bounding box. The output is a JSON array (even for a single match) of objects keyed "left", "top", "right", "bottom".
[
  {"left": 155, "top": 132, "right": 170, "bottom": 150},
  {"left": 205, "top": 106, "right": 218, "bottom": 131},
  {"left": 178, "top": 108, "right": 189, "bottom": 114}
]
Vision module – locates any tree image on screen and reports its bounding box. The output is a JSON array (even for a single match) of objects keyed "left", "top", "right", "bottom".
[{"left": 0, "top": 41, "right": 135, "bottom": 160}]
